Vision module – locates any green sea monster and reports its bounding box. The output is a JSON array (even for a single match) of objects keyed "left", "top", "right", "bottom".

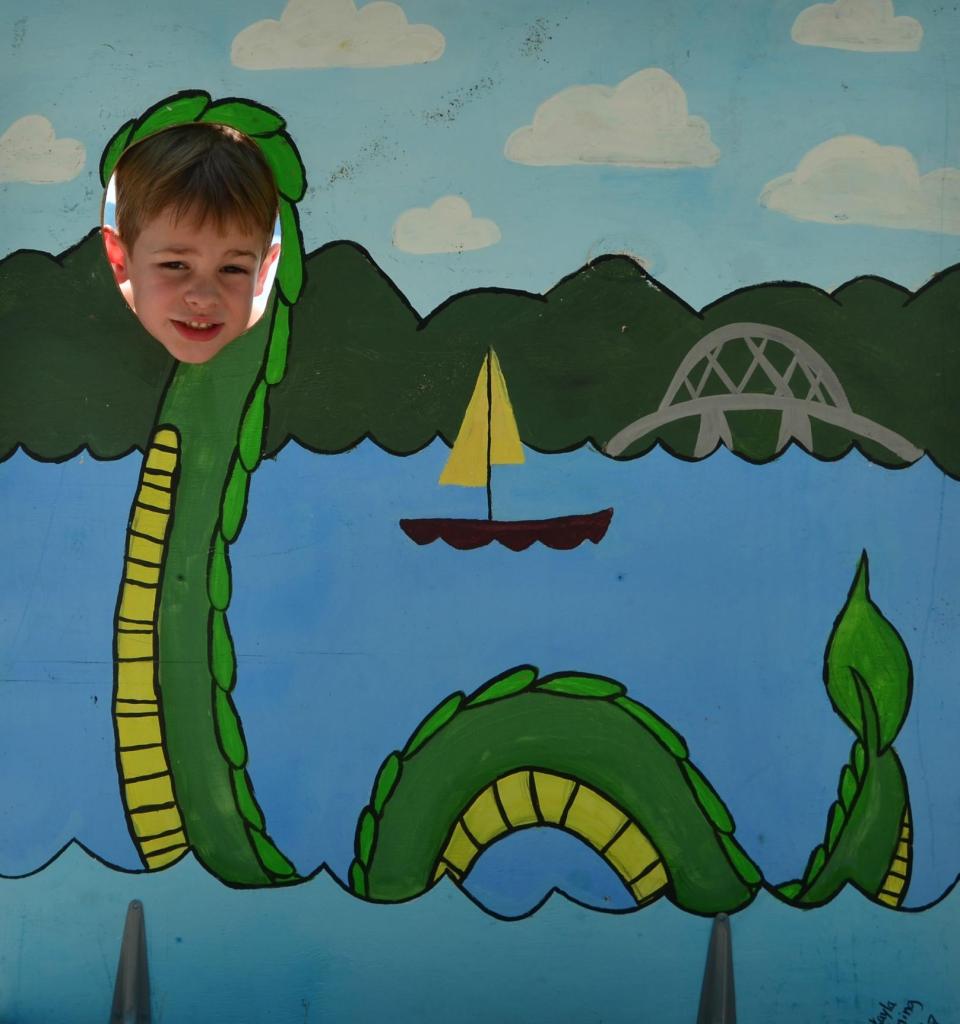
[{"left": 105, "top": 96, "right": 914, "bottom": 910}]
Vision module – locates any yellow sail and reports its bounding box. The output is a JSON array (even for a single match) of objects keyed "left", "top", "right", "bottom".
[{"left": 440, "top": 350, "right": 524, "bottom": 487}]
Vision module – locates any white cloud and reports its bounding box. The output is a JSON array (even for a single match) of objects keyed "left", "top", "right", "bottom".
[
  {"left": 792, "top": 0, "right": 922, "bottom": 51},
  {"left": 393, "top": 196, "right": 501, "bottom": 254},
  {"left": 0, "top": 115, "right": 85, "bottom": 184},
  {"left": 759, "top": 135, "right": 960, "bottom": 234},
  {"left": 232, "top": 0, "right": 444, "bottom": 69},
  {"left": 504, "top": 68, "right": 719, "bottom": 168}
]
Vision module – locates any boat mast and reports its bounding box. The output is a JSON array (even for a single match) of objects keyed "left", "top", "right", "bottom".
[{"left": 485, "top": 348, "right": 493, "bottom": 520}]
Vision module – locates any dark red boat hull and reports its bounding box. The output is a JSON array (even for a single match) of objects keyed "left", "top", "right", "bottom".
[{"left": 399, "top": 508, "right": 613, "bottom": 551}]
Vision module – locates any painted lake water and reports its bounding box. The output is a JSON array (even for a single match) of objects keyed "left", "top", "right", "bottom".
[
  {"left": 2, "top": 442, "right": 958, "bottom": 906},
  {"left": 0, "top": 441, "right": 958, "bottom": 1018},
  {"left": 0, "top": 845, "right": 957, "bottom": 1023}
]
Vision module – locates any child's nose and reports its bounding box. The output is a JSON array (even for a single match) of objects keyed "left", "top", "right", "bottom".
[{"left": 184, "top": 278, "right": 219, "bottom": 308}]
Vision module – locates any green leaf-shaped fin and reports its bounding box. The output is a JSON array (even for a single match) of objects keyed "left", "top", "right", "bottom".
[
  {"left": 210, "top": 610, "right": 236, "bottom": 692},
  {"left": 777, "top": 881, "right": 803, "bottom": 900},
  {"left": 357, "top": 809, "right": 377, "bottom": 863},
  {"left": 275, "top": 200, "right": 305, "bottom": 303},
  {"left": 719, "top": 833, "right": 761, "bottom": 885},
  {"left": 238, "top": 381, "right": 268, "bottom": 472},
  {"left": 614, "top": 696, "right": 688, "bottom": 758},
  {"left": 404, "top": 693, "right": 464, "bottom": 756},
  {"left": 101, "top": 92, "right": 211, "bottom": 185},
  {"left": 371, "top": 753, "right": 402, "bottom": 813},
  {"left": 264, "top": 300, "right": 291, "bottom": 385},
  {"left": 683, "top": 761, "right": 735, "bottom": 833},
  {"left": 824, "top": 553, "right": 912, "bottom": 752},
  {"left": 467, "top": 665, "right": 538, "bottom": 706},
  {"left": 200, "top": 100, "right": 285, "bottom": 136},
  {"left": 250, "top": 829, "right": 296, "bottom": 878},
  {"left": 208, "top": 533, "right": 232, "bottom": 610},
  {"left": 221, "top": 458, "right": 251, "bottom": 542},
  {"left": 100, "top": 120, "right": 136, "bottom": 185},
  {"left": 257, "top": 134, "right": 307, "bottom": 201},
  {"left": 537, "top": 674, "right": 625, "bottom": 699},
  {"left": 350, "top": 861, "right": 367, "bottom": 897},
  {"left": 232, "top": 768, "right": 265, "bottom": 831},
  {"left": 130, "top": 92, "right": 211, "bottom": 145},
  {"left": 215, "top": 689, "right": 248, "bottom": 769}
]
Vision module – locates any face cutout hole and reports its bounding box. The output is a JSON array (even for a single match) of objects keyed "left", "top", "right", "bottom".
[{"left": 101, "top": 123, "right": 282, "bottom": 365}]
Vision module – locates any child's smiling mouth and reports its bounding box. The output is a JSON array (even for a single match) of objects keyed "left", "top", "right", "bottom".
[{"left": 171, "top": 319, "right": 225, "bottom": 342}]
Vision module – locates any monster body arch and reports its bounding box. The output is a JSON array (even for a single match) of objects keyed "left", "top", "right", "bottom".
[{"left": 349, "top": 671, "right": 762, "bottom": 912}]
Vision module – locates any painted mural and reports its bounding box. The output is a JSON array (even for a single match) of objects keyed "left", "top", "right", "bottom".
[{"left": 1, "top": 1, "right": 958, "bottom": 1020}]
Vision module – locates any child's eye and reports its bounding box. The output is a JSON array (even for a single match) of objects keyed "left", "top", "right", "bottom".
[
  {"left": 159, "top": 261, "right": 187, "bottom": 270},
  {"left": 222, "top": 265, "right": 250, "bottom": 275}
]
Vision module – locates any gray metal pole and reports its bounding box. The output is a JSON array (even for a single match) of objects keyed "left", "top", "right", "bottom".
[
  {"left": 109, "top": 899, "right": 151, "bottom": 1024},
  {"left": 696, "top": 912, "right": 736, "bottom": 1023}
]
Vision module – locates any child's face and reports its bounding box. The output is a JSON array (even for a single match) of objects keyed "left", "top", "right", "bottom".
[{"left": 103, "top": 208, "right": 279, "bottom": 364}]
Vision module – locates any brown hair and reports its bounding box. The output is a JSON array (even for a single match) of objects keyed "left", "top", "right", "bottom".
[{"left": 112, "top": 122, "right": 278, "bottom": 252}]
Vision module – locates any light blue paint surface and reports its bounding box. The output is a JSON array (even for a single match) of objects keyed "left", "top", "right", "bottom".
[
  {"left": 1, "top": 444, "right": 957, "bottom": 912},
  {"left": 0, "top": 846, "right": 956, "bottom": 1023},
  {"left": 2, "top": 1, "right": 959, "bottom": 1012}
]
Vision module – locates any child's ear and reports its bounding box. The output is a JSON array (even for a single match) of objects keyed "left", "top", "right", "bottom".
[
  {"left": 102, "top": 227, "right": 130, "bottom": 286},
  {"left": 255, "top": 242, "right": 281, "bottom": 296}
]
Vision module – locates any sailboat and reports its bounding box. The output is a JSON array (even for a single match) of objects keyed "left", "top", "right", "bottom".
[{"left": 400, "top": 349, "right": 613, "bottom": 551}]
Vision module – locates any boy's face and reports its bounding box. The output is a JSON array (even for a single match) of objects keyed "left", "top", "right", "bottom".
[{"left": 103, "top": 208, "right": 279, "bottom": 364}]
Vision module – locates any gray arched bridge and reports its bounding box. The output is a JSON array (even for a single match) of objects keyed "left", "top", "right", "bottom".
[{"left": 604, "top": 323, "right": 922, "bottom": 461}]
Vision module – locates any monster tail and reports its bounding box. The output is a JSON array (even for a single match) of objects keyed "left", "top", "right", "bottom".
[{"left": 776, "top": 554, "right": 913, "bottom": 908}]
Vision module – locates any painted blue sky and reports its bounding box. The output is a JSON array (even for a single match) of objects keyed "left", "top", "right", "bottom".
[{"left": 2, "top": 0, "right": 959, "bottom": 313}]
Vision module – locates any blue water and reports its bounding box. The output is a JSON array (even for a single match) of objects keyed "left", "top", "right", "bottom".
[
  {"left": 0, "top": 845, "right": 956, "bottom": 1023},
  {"left": 1, "top": 442, "right": 958, "bottom": 914}
]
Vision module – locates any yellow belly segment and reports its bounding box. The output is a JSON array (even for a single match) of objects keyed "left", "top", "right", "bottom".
[
  {"left": 433, "top": 769, "right": 669, "bottom": 906},
  {"left": 877, "top": 807, "right": 911, "bottom": 908},
  {"left": 113, "top": 426, "right": 189, "bottom": 871}
]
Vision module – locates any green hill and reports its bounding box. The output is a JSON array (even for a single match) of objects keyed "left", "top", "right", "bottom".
[
  {"left": 0, "top": 231, "right": 172, "bottom": 461},
  {"left": 1, "top": 232, "right": 957, "bottom": 476}
]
